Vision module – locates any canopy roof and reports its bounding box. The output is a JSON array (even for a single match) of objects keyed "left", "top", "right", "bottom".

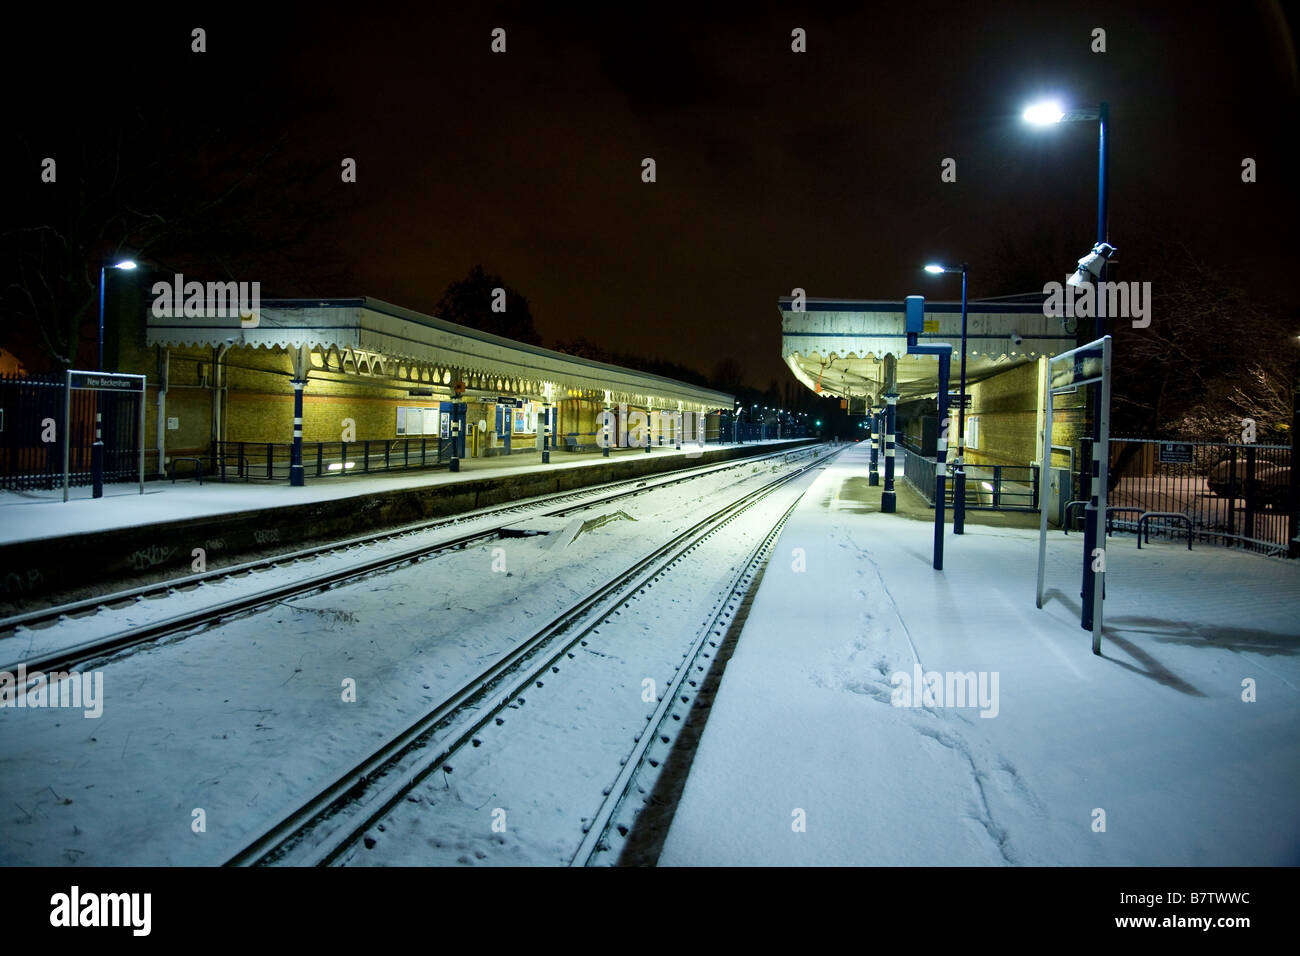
[
  {"left": 780, "top": 297, "right": 1075, "bottom": 404},
  {"left": 147, "top": 297, "right": 733, "bottom": 411}
]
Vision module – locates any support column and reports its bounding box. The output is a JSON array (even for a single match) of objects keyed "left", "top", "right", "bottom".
[
  {"left": 881, "top": 395, "right": 898, "bottom": 513},
  {"left": 603, "top": 393, "right": 611, "bottom": 457},
  {"left": 290, "top": 378, "right": 305, "bottom": 486},
  {"left": 450, "top": 400, "right": 462, "bottom": 472},
  {"left": 289, "top": 345, "right": 311, "bottom": 487},
  {"left": 869, "top": 412, "right": 880, "bottom": 486},
  {"left": 541, "top": 395, "right": 551, "bottom": 464},
  {"left": 934, "top": 353, "right": 950, "bottom": 569},
  {"left": 645, "top": 405, "right": 653, "bottom": 453},
  {"left": 91, "top": 410, "right": 104, "bottom": 498}
]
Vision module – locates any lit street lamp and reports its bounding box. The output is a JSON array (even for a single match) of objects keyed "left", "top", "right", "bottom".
[
  {"left": 92, "top": 259, "right": 137, "bottom": 498},
  {"left": 924, "top": 262, "right": 969, "bottom": 534},
  {"left": 1024, "top": 96, "right": 1111, "bottom": 631}
]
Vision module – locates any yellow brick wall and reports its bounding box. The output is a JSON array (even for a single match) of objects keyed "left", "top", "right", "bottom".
[
  {"left": 963, "top": 361, "right": 1085, "bottom": 469},
  {"left": 117, "top": 339, "right": 717, "bottom": 465}
]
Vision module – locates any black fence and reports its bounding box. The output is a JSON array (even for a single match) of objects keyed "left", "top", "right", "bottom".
[
  {"left": 1106, "top": 438, "right": 1294, "bottom": 556},
  {"left": 898, "top": 436, "right": 1038, "bottom": 512},
  {"left": 0, "top": 374, "right": 141, "bottom": 490},
  {"left": 212, "top": 438, "right": 453, "bottom": 481}
]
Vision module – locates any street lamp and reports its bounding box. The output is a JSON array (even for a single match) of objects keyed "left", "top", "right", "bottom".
[
  {"left": 92, "top": 259, "right": 137, "bottom": 499},
  {"left": 924, "top": 262, "right": 969, "bottom": 534},
  {"left": 98, "top": 259, "right": 137, "bottom": 372},
  {"left": 1022, "top": 98, "right": 1110, "bottom": 335},
  {"left": 1024, "top": 96, "right": 1111, "bottom": 632}
]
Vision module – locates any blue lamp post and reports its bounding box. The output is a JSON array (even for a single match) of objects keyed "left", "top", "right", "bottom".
[
  {"left": 92, "top": 259, "right": 137, "bottom": 498},
  {"left": 924, "top": 262, "right": 969, "bottom": 534}
]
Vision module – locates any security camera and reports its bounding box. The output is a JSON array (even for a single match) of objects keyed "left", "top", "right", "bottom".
[
  {"left": 1067, "top": 242, "right": 1119, "bottom": 287},
  {"left": 1010, "top": 332, "right": 1024, "bottom": 347}
]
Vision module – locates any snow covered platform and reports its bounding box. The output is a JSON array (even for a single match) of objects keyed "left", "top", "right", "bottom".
[
  {"left": 0, "top": 440, "right": 807, "bottom": 606},
  {"left": 0, "top": 440, "right": 802, "bottom": 547},
  {"left": 660, "top": 441, "right": 1300, "bottom": 866}
]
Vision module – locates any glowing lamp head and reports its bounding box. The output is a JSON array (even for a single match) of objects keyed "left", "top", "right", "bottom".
[
  {"left": 1023, "top": 101, "right": 1065, "bottom": 125},
  {"left": 113, "top": 260, "right": 138, "bottom": 270},
  {"left": 924, "top": 264, "right": 945, "bottom": 274}
]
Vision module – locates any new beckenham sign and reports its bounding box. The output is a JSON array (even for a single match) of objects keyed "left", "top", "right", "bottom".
[{"left": 68, "top": 371, "right": 146, "bottom": 392}]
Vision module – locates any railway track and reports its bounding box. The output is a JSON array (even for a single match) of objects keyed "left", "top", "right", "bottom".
[
  {"left": 224, "top": 447, "right": 829, "bottom": 866},
  {"left": 570, "top": 488, "right": 798, "bottom": 866},
  {"left": 0, "top": 444, "right": 826, "bottom": 676}
]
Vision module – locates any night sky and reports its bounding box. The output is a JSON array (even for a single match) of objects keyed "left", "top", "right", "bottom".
[{"left": 5, "top": 1, "right": 1297, "bottom": 388}]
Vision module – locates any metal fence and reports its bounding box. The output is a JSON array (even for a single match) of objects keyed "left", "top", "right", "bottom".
[
  {"left": 212, "top": 438, "right": 451, "bottom": 481},
  {"left": 898, "top": 439, "right": 936, "bottom": 504},
  {"left": 947, "top": 463, "right": 1039, "bottom": 511},
  {"left": 897, "top": 438, "right": 1038, "bottom": 512},
  {"left": 0, "top": 374, "right": 141, "bottom": 490},
  {"left": 1106, "top": 438, "right": 1293, "bottom": 556}
]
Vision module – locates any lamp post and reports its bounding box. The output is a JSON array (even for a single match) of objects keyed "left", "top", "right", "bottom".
[
  {"left": 1024, "top": 97, "right": 1111, "bottom": 630},
  {"left": 924, "top": 262, "right": 969, "bottom": 534},
  {"left": 92, "top": 259, "right": 137, "bottom": 498}
]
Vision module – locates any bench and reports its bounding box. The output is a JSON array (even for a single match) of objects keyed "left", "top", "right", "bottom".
[{"left": 562, "top": 432, "right": 601, "bottom": 453}]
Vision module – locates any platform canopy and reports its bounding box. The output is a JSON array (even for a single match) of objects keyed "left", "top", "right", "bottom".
[
  {"left": 780, "top": 297, "right": 1076, "bottom": 406},
  {"left": 147, "top": 297, "right": 733, "bottom": 412}
]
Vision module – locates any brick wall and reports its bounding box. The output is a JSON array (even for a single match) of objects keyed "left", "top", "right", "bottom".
[{"left": 962, "top": 360, "right": 1085, "bottom": 468}]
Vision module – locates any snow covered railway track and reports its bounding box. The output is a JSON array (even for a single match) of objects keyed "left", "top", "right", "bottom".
[
  {"left": 0, "top": 446, "right": 825, "bottom": 677},
  {"left": 570, "top": 492, "right": 798, "bottom": 866},
  {"left": 223, "top": 452, "right": 825, "bottom": 866}
]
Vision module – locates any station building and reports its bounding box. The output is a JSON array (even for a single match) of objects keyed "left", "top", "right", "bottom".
[{"left": 104, "top": 293, "right": 733, "bottom": 479}]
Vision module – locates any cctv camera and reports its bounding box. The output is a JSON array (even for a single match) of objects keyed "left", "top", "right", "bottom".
[
  {"left": 1011, "top": 332, "right": 1024, "bottom": 347},
  {"left": 1071, "top": 242, "right": 1120, "bottom": 284}
]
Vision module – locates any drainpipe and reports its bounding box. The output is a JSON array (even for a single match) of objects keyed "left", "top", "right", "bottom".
[
  {"left": 155, "top": 348, "right": 169, "bottom": 477},
  {"left": 212, "top": 344, "right": 230, "bottom": 461}
]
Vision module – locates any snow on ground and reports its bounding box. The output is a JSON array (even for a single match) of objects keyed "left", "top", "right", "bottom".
[
  {"left": 0, "top": 448, "right": 819, "bottom": 865},
  {"left": 660, "top": 442, "right": 1300, "bottom": 866},
  {"left": 0, "top": 440, "right": 803, "bottom": 546}
]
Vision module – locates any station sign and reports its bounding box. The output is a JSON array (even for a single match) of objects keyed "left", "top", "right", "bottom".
[
  {"left": 1049, "top": 345, "right": 1105, "bottom": 393},
  {"left": 68, "top": 371, "right": 146, "bottom": 392},
  {"left": 495, "top": 397, "right": 523, "bottom": 407},
  {"left": 1157, "top": 442, "right": 1194, "bottom": 464}
]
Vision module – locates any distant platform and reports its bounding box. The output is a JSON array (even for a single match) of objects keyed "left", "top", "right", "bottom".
[{"left": 0, "top": 439, "right": 811, "bottom": 607}]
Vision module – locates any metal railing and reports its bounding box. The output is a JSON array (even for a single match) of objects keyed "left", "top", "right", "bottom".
[
  {"left": 899, "top": 438, "right": 1038, "bottom": 512},
  {"left": 898, "top": 439, "right": 936, "bottom": 504},
  {"left": 1108, "top": 438, "right": 1292, "bottom": 556},
  {"left": 212, "top": 438, "right": 450, "bottom": 481},
  {"left": 945, "top": 463, "right": 1039, "bottom": 512}
]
